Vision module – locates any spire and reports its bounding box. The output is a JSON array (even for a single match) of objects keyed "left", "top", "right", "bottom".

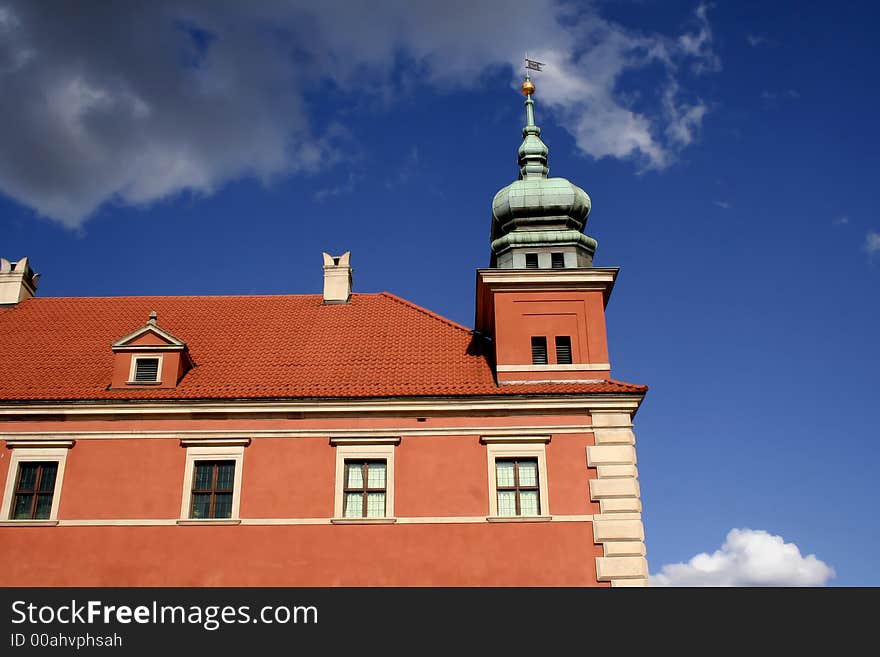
[
  {"left": 488, "top": 70, "right": 596, "bottom": 269},
  {"left": 518, "top": 73, "right": 549, "bottom": 179}
]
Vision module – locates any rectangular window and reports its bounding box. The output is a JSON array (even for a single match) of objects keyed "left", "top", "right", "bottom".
[
  {"left": 555, "top": 336, "right": 572, "bottom": 364},
  {"left": 343, "top": 460, "right": 387, "bottom": 518},
  {"left": 531, "top": 336, "right": 548, "bottom": 365},
  {"left": 550, "top": 252, "right": 565, "bottom": 269},
  {"left": 11, "top": 462, "right": 57, "bottom": 520},
  {"left": 524, "top": 253, "right": 539, "bottom": 269},
  {"left": 133, "top": 357, "right": 160, "bottom": 383},
  {"left": 495, "top": 458, "right": 540, "bottom": 517},
  {"left": 189, "top": 460, "right": 235, "bottom": 519}
]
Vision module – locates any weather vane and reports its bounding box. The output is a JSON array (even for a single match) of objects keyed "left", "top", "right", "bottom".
[{"left": 524, "top": 55, "right": 544, "bottom": 72}]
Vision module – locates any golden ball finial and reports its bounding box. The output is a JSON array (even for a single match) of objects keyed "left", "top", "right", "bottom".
[{"left": 521, "top": 78, "right": 535, "bottom": 96}]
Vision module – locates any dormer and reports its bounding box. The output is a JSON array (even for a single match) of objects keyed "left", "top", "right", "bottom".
[{"left": 110, "top": 311, "right": 192, "bottom": 389}]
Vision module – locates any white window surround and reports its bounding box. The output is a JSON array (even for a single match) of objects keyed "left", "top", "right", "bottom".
[
  {"left": 178, "top": 443, "right": 246, "bottom": 524},
  {"left": 127, "top": 354, "right": 163, "bottom": 385},
  {"left": 0, "top": 444, "right": 74, "bottom": 524},
  {"left": 331, "top": 439, "right": 398, "bottom": 523},
  {"left": 481, "top": 436, "right": 551, "bottom": 521}
]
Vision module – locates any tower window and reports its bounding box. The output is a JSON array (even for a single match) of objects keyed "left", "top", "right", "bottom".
[
  {"left": 531, "top": 336, "right": 548, "bottom": 365},
  {"left": 555, "top": 336, "right": 572, "bottom": 364},
  {"left": 524, "top": 253, "right": 539, "bottom": 269},
  {"left": 551, "top": 252, "right": 565, "bottom": 269}
]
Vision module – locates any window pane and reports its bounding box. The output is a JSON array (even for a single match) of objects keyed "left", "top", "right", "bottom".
[
  {"left": 367, "top": 462, "right": 386, "bottom": 489},
  {"left": 346, "top": 463, "right": 363, "bottom": 489},
  {"left": 496, "top": 461, "right": 515, "bottom": 488},
  {"left": 518, "top": 460, "right": 538, "bottom": 487},
  {"left": 34, "top": 494, "right": 53, "bottom": 519},
  {"left": 191, "top": 493, "right": 211, "bottom": 519},
  {"left": 519, "top": 491, "right": 539, "bottom": 516},
  {"left": 38, "top": 463, "right": 58, "bottom": 492},
  {"left": 17, "top": 463, "right": 39, "bottom": 491},
  {"left": 215, "top": 462, "right": 235, "bottom": 491},
  {"left": 497, "top": 490, "right": 517, "bottom": 516},
  {"left": 193, "top": 463, "right": 213, "bottom": 491},
  {"left": 344, "top": 493, "right": 364, "bottom": 518},
  {"left": 366, "top": 492, "right": 385, "bottom": 518},
  {"left": 213, "top": 493, "right": 233, "bottom": 519},
  {"left": 12, "top": 494, "right": 33, "bottom": 519}
]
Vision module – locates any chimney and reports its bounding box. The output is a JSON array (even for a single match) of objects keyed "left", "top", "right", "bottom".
[
  {"left": 0, "top": 257, "right": 39, "bottom": 305},
  {"left": 322, "top": 251, "right": 352, "bottom": 304}
]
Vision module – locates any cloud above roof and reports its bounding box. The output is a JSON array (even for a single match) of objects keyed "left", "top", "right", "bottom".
[
  {"left": 650, "top": 528, "right": 836, "bottom": 587},
  {"left": 0, "top": 1, "right": 718, "bottom": 226}
]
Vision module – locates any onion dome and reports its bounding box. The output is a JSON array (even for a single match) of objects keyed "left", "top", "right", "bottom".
[{"left": 490, "top": 74, "right": 597, "bottom": 268}]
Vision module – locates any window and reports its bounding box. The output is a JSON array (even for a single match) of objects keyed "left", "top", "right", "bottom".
[
  {"left": 531, "top": 336, "right": 548, "bottom": 364},
  {"left": 331, "top": 438, "right": 398, "bottom": 521},
  {"left": 495, "top": 458, "right": 540, "bottom": 516},
  {"left": 179, "top": 440, "right": 248, "bottom": 523},
  {"left": 524, "top": 253, "right": 539, "bottom": 269},
  {"left": 128, "top": 355, "right": 162, "bottom": 384},
  {"left": 551, "top": 252, "right": 565, "bottom": 269},
  {"left": 190, "top": 461, "right": 235, "bottom": 519},
  {"left": 10, "top": 462, "right": 57, "bottom": 520},
  {"left": 343, "top": 460, "right": 387, "bottom": 518},
  {"left": 0, "top": 443, "right": 72, "bottom": 523},
  {"left": 481, "top": 436, "right": 550, "bottom": 520},
  {"left": 555, "top": 336, "right": 572, "bottom": 364}
]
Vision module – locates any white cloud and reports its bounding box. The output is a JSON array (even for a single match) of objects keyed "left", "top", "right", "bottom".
[
  {"left": 0, "top": 1, "right": 720, "bottom": 227},
  {"left": 866, "top": 230, "right": 880, "bottom": 255},
  {"left": 713, "top": 200, "right": 731, "bottom": 209},
  {"left": 832, "top": 215, "right": 850, "bottom": 226},
  {"left": 651, "top": 528, "right": 836, "bottom": 587},
  {"left": 747, "top": 34, "right": 770, "bottom": 47}
]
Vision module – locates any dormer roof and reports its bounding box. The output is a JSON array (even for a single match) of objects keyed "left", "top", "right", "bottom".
[{"left": 112, "top": 311, "right": 187, "bottom": 352}]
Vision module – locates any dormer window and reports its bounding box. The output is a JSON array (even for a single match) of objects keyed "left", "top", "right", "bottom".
[
  {"left": 130, "top": 356, "right": 161, "bottom": 384},
  {"left": 111, "top": 311, "right": 191, "bottom": 389}
]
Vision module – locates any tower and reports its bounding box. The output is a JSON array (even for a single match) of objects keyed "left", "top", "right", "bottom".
[{"left": 475, "top": 75, "right": 649, "bottom": 585}]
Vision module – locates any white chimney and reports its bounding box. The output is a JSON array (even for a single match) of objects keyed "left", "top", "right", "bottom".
[
  {"left": 322, "top": 251, "right": 352, "bottom": 304},
  {"left": 0, "top": 257, "right": 39, "bottom": 305}
]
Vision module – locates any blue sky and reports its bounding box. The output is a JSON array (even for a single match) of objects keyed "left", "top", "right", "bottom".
[{"left": 1, "top": 1, "right": 877, "bottom": 585}]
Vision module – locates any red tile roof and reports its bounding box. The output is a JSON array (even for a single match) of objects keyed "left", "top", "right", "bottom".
[{"left": 0, "top": 293, "right": 647, "bottom": 402}]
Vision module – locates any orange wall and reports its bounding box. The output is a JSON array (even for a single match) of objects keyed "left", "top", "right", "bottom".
[
  {"left": 0, "top": 523, "right": 607, "bottom": 586},
  {"left": 0, "top": 419, "right": 603, "bottom": 586},
  {"left": 493, "top": 290, "right": 609, "bottom": 367}
]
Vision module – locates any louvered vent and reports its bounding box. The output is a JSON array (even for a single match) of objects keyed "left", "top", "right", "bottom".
[
  {"left": 530, "top": 337, "right": 548, "bottom": 365},
  {"left": 555, "top": 336, "right": 572, "bottom": 364},
  {"left": 525, "top": 253, "right": 539, "bottom": 269},
  {"left": 551, "top": 253, "right": 565, "bottom": 269},
  {"left": 134, "top": 357, "right": 160, "bottom": 382}
]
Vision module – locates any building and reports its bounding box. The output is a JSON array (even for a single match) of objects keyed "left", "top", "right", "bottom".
[{"left": 0, "top": 77, "right": 649, "bottom": 587}]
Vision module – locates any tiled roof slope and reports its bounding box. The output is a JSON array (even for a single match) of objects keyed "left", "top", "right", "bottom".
[{"left": 0, "top": 293, "right": 647, "bottom": 402}]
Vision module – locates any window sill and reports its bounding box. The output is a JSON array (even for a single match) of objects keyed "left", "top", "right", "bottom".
[
  {"left": 330, "top": 517, "right": 397, "bottom": 525},
  {"left": 0, "top": 519, "right": 59, "bottom": 527},
  {"left": 176, "top": 519, "right": 241, "bottom": 526},
  {"left": 125, "top": 380, "right": 162, "bottom": 386},
  {"left": 486, "top": 515, "right": 553, "bottom": 523}
]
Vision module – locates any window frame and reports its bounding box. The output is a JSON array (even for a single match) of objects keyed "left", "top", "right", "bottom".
[
  {"left": 0, "top": 446, "right": 72, "bottom": 524},
  {"left": 178, "top": 443, "right": 246, "bottom": 524},
  {"left": 331, "top": 439, "right": 398, "bottom": 522},
  {"left": 494, "top": 457, "right": 541, "bottom": 517},
  {"left": 342, "top": 459, "right": 388, "bottom": 519},
  {"left": 554, "top": 335, "right": 573, "bottom": 365},
  {"left": 127, "top": 354, "right": 163, "bottom": 385},
  {"left": 189, "top": 460, "right": 236, "bottom": 520},
  {"left": 531, "top": 336, "right": 548, "bottom": 365},
  {"left": 482, "top": 437, "right": 551, "bottom": 521}
]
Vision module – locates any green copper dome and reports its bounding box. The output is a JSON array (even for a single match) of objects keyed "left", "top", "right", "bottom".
[{"left": 490, "top": 76, "right": 597, "bottom": 268}]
